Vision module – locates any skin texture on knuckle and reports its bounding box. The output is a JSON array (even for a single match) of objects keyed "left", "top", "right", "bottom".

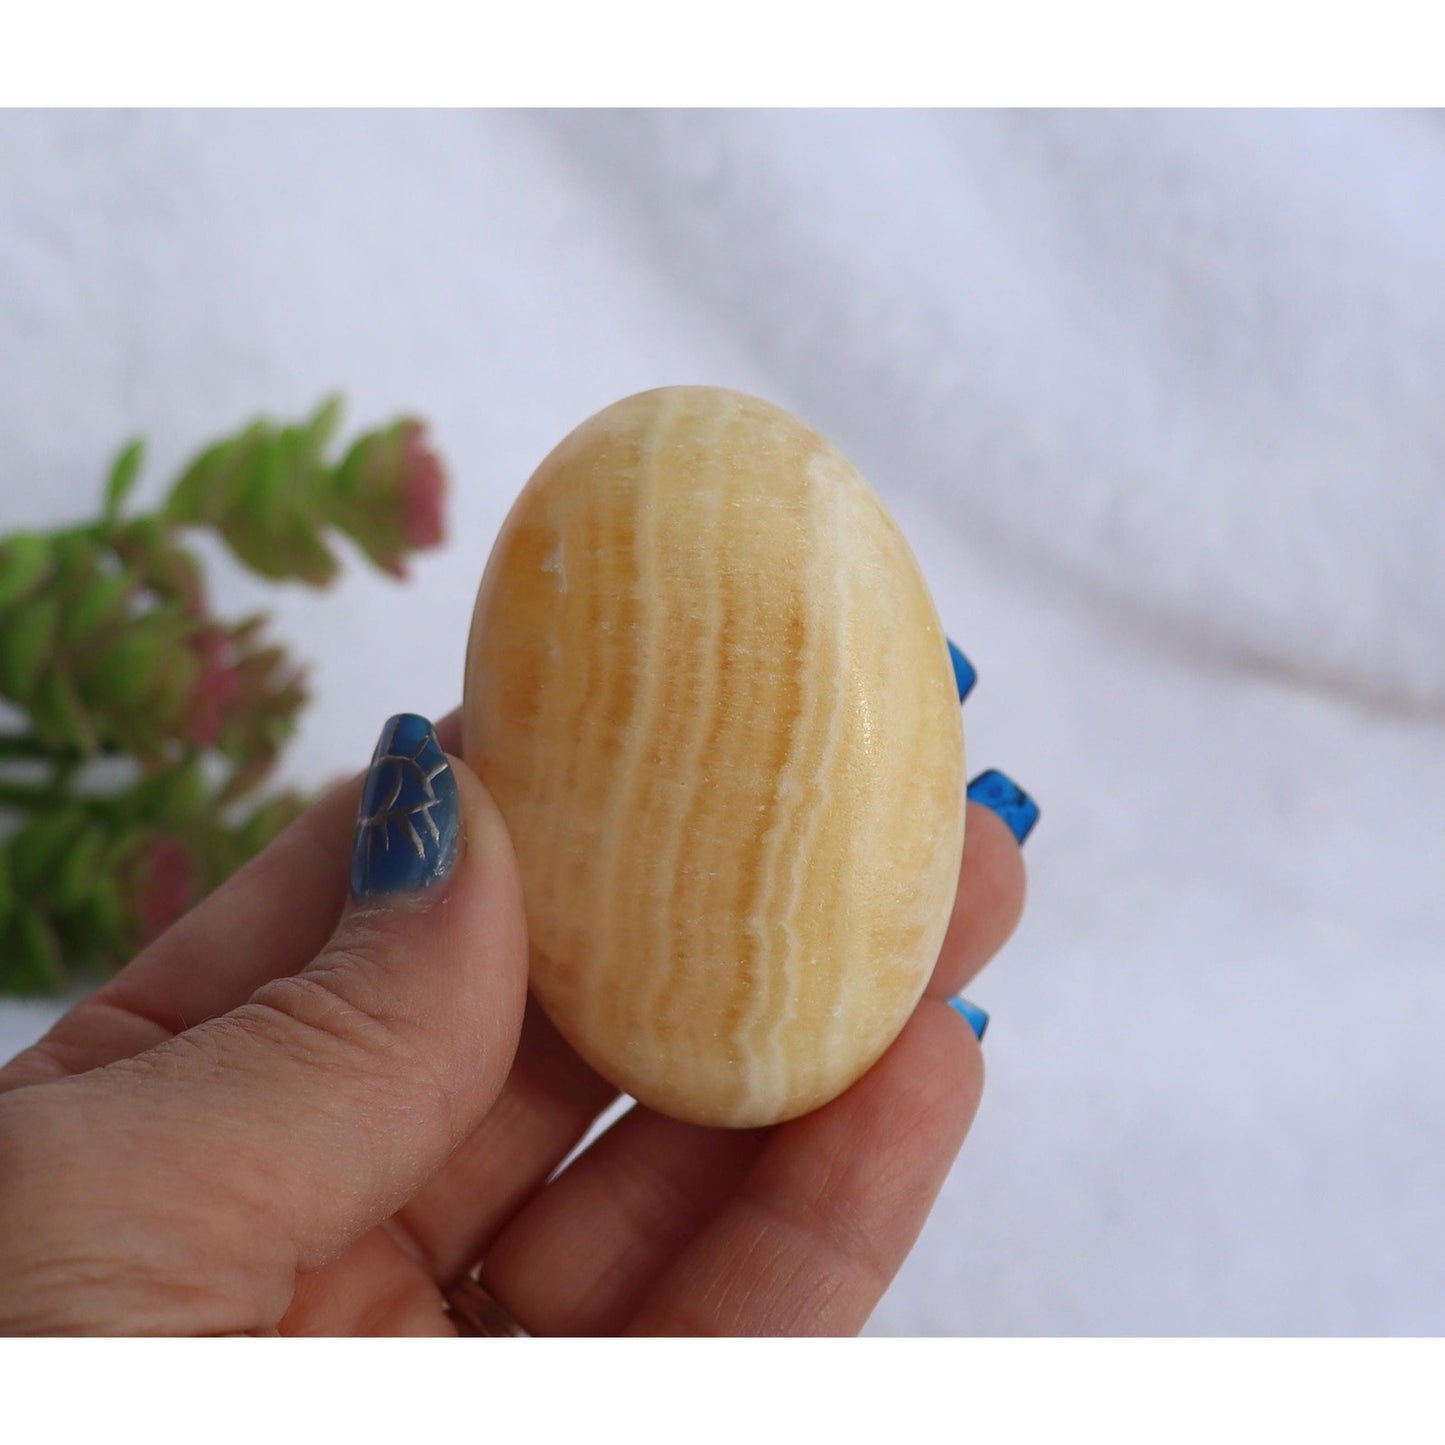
[
  {"left": 244, "top": 965, "right": 406, "bottom": 1080},
  {"left": 237, "top": 960, "right": 468, "bottom": 1174},
  {"left": 0, "top": 961, "right": 444, "bottom": 1335},
  {"left": 0, "top": 1084, "right": 288, "bottom": 1335},
  {"left": 0, "top": 1093, "right": 43, "bottom": 1279},
  {"left": 0, "top": 1227, "right": 263, "bottom": 1336}
]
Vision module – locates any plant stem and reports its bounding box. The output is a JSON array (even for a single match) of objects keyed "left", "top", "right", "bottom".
[
  {"left": 0, "top": 733, "right": 118, "bottom": 763},
  {"left": 51, "top": 756, "right": 79, "bottom": 800},
  {"left": 0, "top": 779, "right": 55, "bottom": 812},
  {"left": 0, "top": 734, "right": 55, "bottom": 761}
]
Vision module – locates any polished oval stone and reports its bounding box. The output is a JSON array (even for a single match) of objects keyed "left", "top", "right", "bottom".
[{"left": 464, "top": 387, "right": 964, "bottom": 1127}]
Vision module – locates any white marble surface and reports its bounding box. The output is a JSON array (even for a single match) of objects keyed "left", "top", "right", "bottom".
[{"left": 1, "top": 110, "right": 1442, "bottom": 1334}]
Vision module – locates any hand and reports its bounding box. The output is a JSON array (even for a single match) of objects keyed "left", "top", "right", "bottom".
[{"left": 0, "top": 709, "right": 1027, "bottom": 1336}]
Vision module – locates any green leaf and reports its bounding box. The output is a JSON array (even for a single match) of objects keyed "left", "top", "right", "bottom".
[
  {"left": 306, "top": 395, "right": 344, "bottom": 452},
  {"left": 143, "top": 640, "right": 199, "bottom": 731},
  {"left": 9, "top": 810, "right": 86, "bottom": 898},
  {"left": 50, "top": 823, "right": 107, "bottom": 911},
  {"left": 83, "top": 624, "right": 169, "bottom": 710},
  {"left": 0, "top": 534, "right": 54, "bottom": 611},
  {"left": 30, "top": 670, "right": 98, "bottom": 753},
  {"left": 77, "top": 875, "right": 126, "bottom": 960},
  {"left": 163, "top": 442, "right": 223, "bottom": 524},
  {"left": 0, "top": 907, "right": 65, "bottom": 994},
  {"left": 219, "top": 509, "right": 339, "bottom": 586},
  {"left": 104, "top": 439, "right": 146, "bottom": 525},
  {"left": 0, "top": 596, "right": 60, "bottom": 699},
  {"left": 112, "top": 517, "right": 204, "bottom": 610},
  {"left": 174, "top": 413, "right": 343, "bottom": 586},
  {"left": 101, "top": 820, "right": 148, "bottom": 863},
  {"left": 166, "top": 422, "right": 268, "bottom": 526},
  {"left": 62, "top": 570, "right": 133, "bottom": 646},
  {"left": 51, "top": 529, "right": 102, "bottom": 583},
  {"left": 134, "top": 759, "right": 209, "bottom": 825}
]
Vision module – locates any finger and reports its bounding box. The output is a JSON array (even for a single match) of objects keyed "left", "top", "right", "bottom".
[
  {"left": 0, "top": 712, "right": 471, "bottom": 1093},
  {"left": 391, "top": 806, "right": 1017, "bottom": 1285},
  {"left": 401, "top": 785, "right": 1024, "bottom": 1289},
  {"left": 623, "top": 998, "right": 982, "bottom": 1336},
  {"left": 0, "top": 717, "right": 529, "bottom": 1333},
  {"left": 392, "top": 995, "right": 618, "bottom": 1283},
  {"left": 0, "top": 774, "right": 361, "bottom": 1091},
  {"left": 278, "top": 1229, "right": 457, "bottom": 1337},
  {"left": 465, "top": 802, "right": 1020, "bottom": 1332},
  {"left": 477, "top": 1105, "right": 766, "bottom": 1335},
  {"left": 924, "top": 800, "right": 1028, "bottom": 1001},
  {"left": 1, "top": 703, "right": 625, "bottom": 1297}
]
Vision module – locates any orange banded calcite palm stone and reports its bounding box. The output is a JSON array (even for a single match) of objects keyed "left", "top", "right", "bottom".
[{"left": 464, "top": 387, "right": 964, "bottom": 1127}]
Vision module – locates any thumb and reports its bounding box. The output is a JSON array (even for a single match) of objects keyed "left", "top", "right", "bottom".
[{"left": 49, "top": 714, "right": 529, "bottom": 1323}]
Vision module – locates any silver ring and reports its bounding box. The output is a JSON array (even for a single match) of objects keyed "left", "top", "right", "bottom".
[{"left": 444, "top": 1266, "right": 531, "bottom": 1337}]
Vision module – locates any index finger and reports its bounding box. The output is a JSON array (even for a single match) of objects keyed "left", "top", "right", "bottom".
[
  {"left": 622, "top": 997, "right": 983, "bottom": 1335},
  {"left": 924, "top": 799, "right": 1029, "bottom": 1001},
  {"left": 0, "top": 710, "right": 461, "bottom": 1092}
]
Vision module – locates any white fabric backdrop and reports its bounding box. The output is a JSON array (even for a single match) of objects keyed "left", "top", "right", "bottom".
[{"left": 1, "top": 109, "right": 1441, "bottom": 1333}]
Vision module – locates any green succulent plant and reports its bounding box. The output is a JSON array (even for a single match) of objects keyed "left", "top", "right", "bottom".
[{"left": 0, "top": 398, "right": 448, "bottom": 994}]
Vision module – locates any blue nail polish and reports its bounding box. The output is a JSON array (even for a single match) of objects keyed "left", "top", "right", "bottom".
[
  {"left": 949, "top": 996, "right": 989, "bottom": 1041},
  {"left": 947, "top": 639, "right": 977, "bottom": 702},
  {"left": 967, "top": 768, "right": 1040, "bottom": 845},
  {"left": 350, "top": 714, "right": 460, "bottom": 899}
]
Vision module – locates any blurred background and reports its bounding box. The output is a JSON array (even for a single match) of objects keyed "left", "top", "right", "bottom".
[{"left": 1, "top": 108, "right": 1441, "bottom": 1333}]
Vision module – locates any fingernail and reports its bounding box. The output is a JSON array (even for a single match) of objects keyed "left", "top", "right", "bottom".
[
  {"left": 350, "top": 713, "right": 461, "bottom": 900},
  {"left": 949, "top": 996, "right": 989, "bottom": 1041},
  {"left": 967, "top": 768, "right": 1040, "bottom": 845},
  {"left": 947, "top": 639, "right": 977, "bottom": 702}
]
